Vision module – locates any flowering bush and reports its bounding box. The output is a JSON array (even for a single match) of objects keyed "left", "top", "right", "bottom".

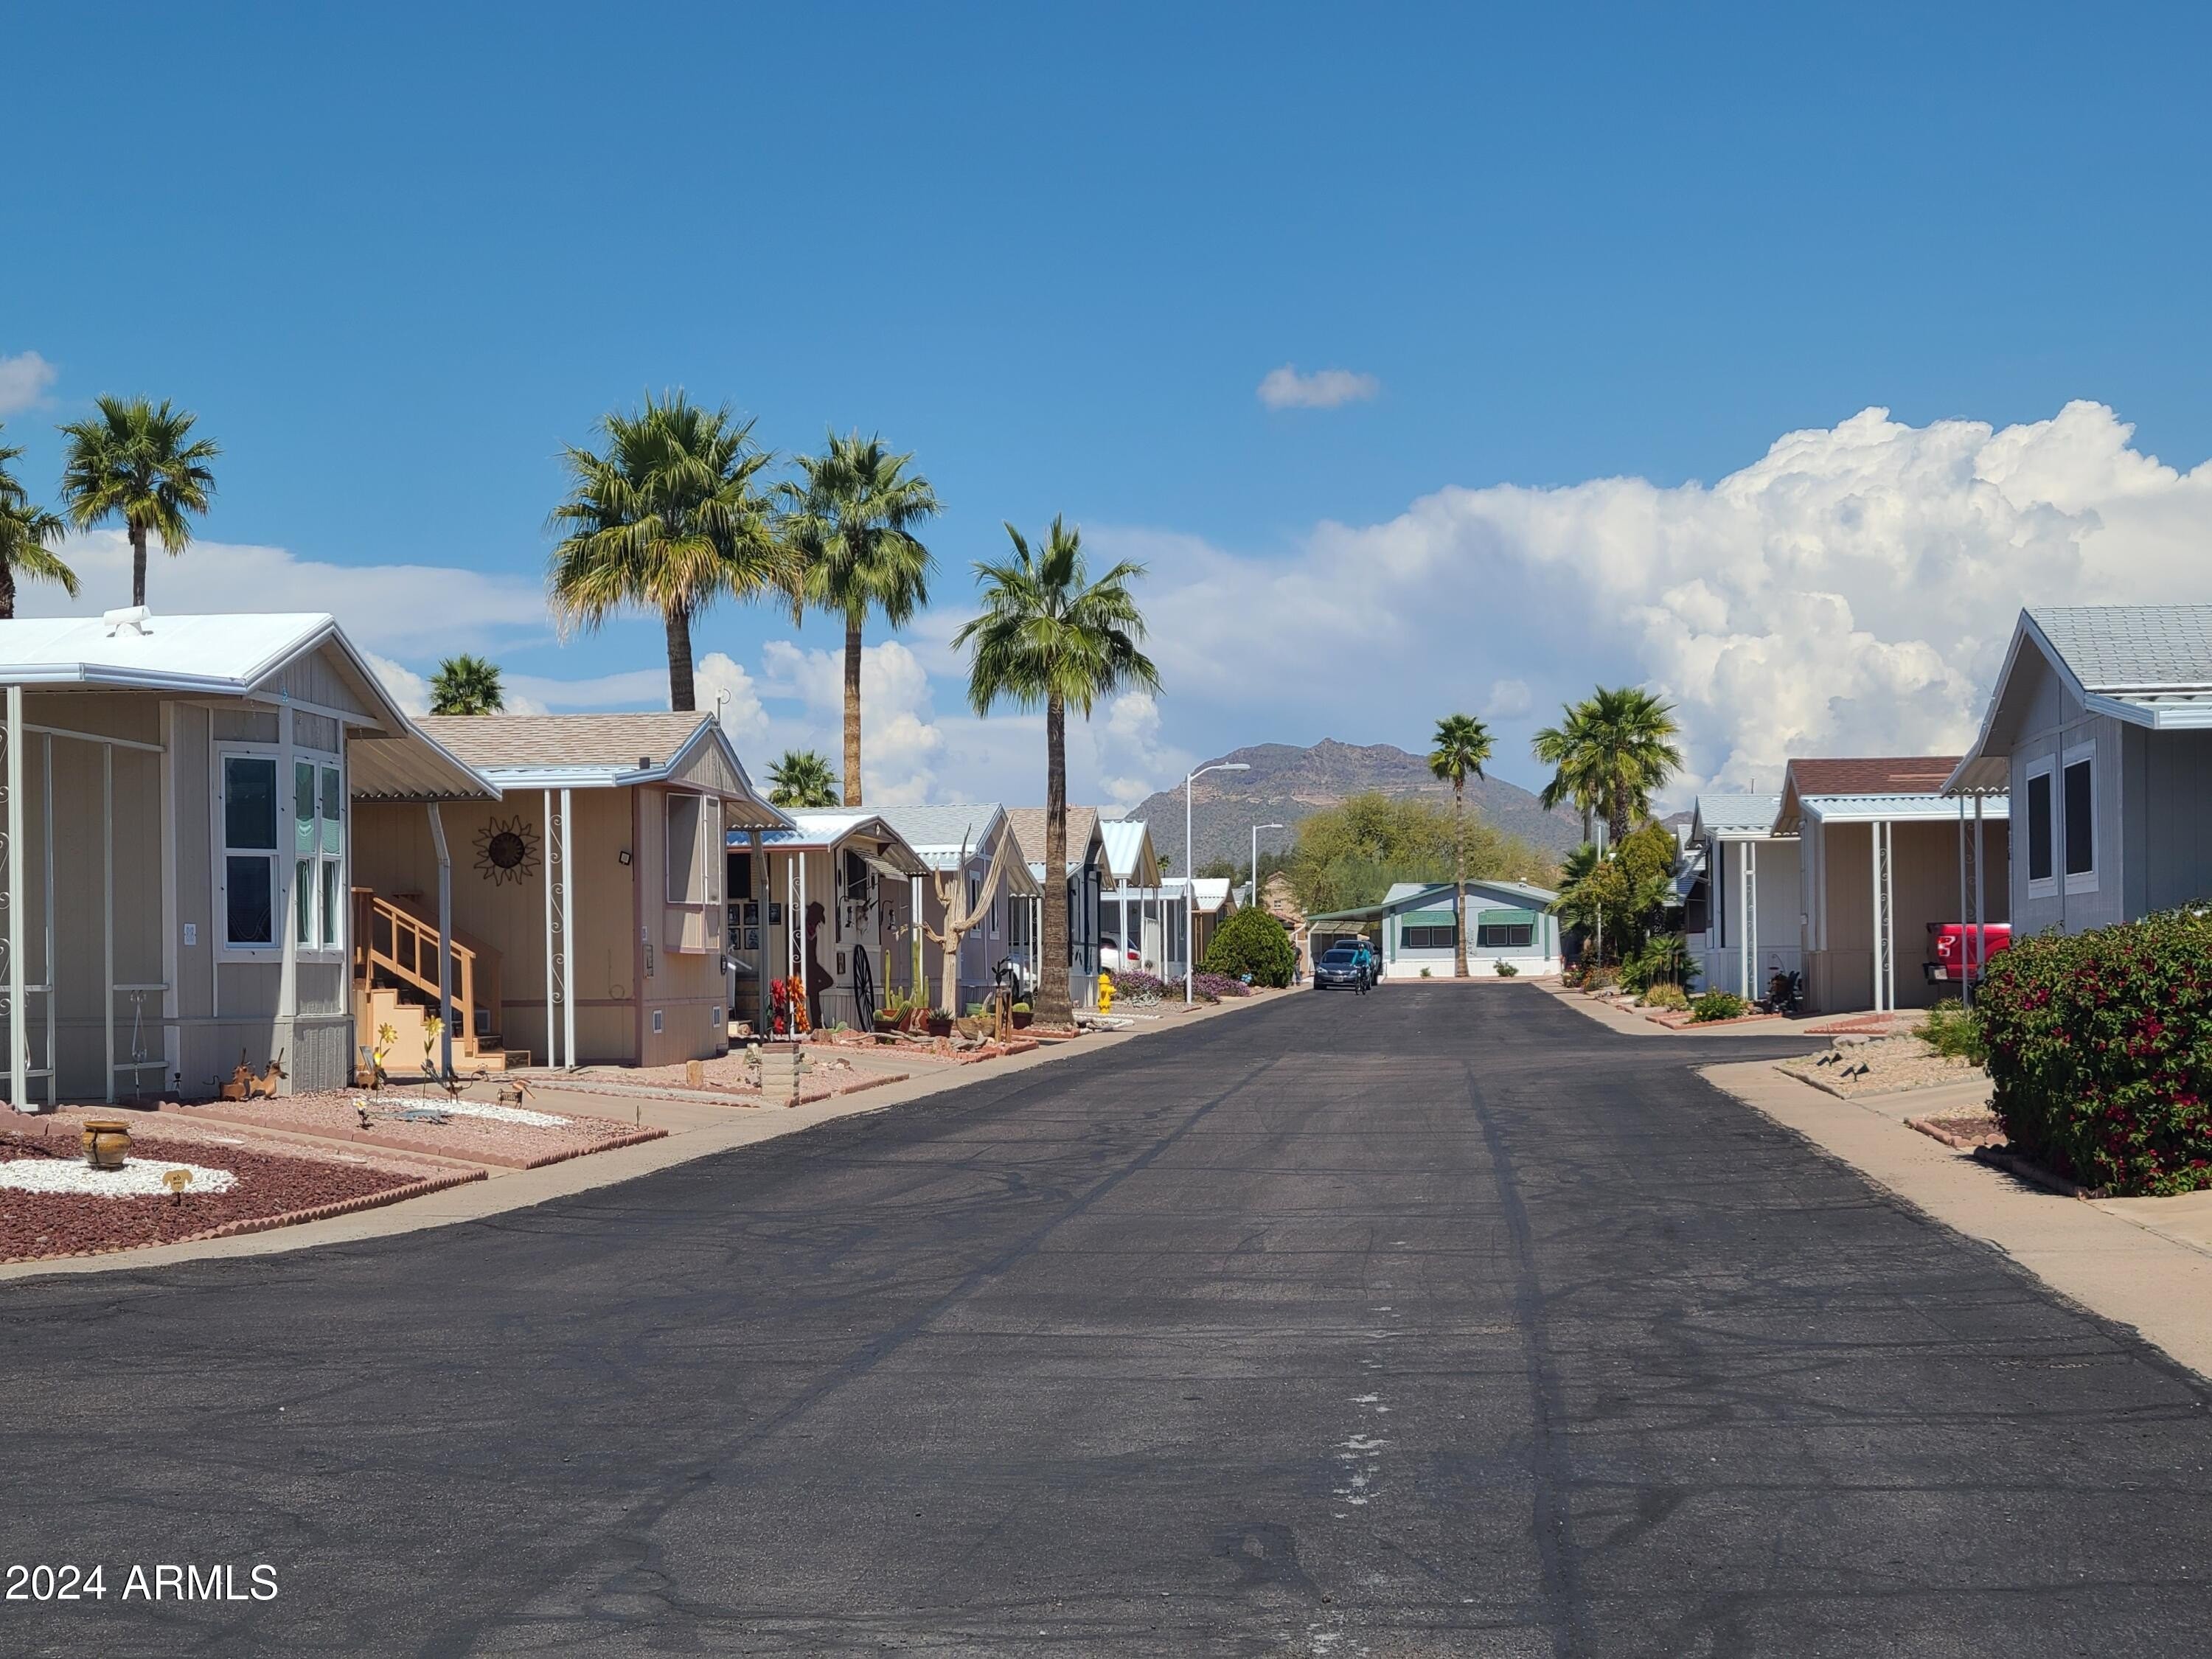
[
  {"left": 1689, "top": 991, "right": 1747, "bottom": 1023},
  {"left": 1192, "top": 972, "right": 1253, "bottom": 1001},
  {"left": 1112, "top": 970, "right": 1169, "bottom": 1005},
  {"left": 1977, "top": 911, "right": 2212, "bottom": 1195}
]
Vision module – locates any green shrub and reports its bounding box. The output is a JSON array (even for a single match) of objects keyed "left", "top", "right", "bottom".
[
  {"left": 1200, "top": 906, "right": 1297, "bottom": 988},
  {"left": 1582, "top": 964, "right": 1618, "bottom": 992},
  {"left": 1644, "top": 981, "right": 1689, "bottom": 1012},
  {"left": 1920, "top": 998, "right": 1986, "bottom": 1064},
  {"left": 1012, "top": 1001, "right": 1030, "bottom": 1014},
  {"left": 1492, "top": 959, "right": 1519, "bottom": 978},
  {"left": 1978, "top": 911, "right": 2212, "bottom": 1195},
  {"left": 1419, "top": 966, "right": 1433, "bottom": 978},
  {"left": 1690, "top": 991, "right": 1747, "bottom": 1023}
]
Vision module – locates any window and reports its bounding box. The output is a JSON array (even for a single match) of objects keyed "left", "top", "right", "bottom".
[
  {"left": 2063, "top": 745, "right": 2096, "bottom": 888},
  {"left": 667, "top": 795, "right": 720, "bottom": 904},
  {"left": 2025, "top": 765, "right": 2053, "bottom": 886},
  {"left": 289, "top": 759, "right": 346, "bottom": 951},
  {"left": 222, "top": 756, "right": 278, "bottom": 946},
  {"left": 1402, "top": 925, "right": 1457, "bottom": 950},
  {"left": 1477, "top": 922, "right": 1535, "bottom": 949}
]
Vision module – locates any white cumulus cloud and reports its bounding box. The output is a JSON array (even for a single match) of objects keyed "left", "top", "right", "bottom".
[
  {"left": 694, "top": 652, "right": 770, "bottom": 748},
  {"left": 759, "top": 637, "right": 945, "bottom": 803},
  {"left": 0, "top": 351, "right": 57, "bottom": 416},
  {"left": 1256, "top": 364, "right": 1380, "bottom": 411},
  {"left": 30, "top": 531, "right": 549, "bottom": 653},
  {"left": 364, "top": 652, "right": 430, "bottom": 717},
  {"left": 1091, "top": 400, "right": 2212, "bottom": 808}
]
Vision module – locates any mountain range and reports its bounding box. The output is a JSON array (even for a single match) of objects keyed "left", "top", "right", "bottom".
[{"left": 1117, "top": 739, "right": 1585, "bottom": 872}]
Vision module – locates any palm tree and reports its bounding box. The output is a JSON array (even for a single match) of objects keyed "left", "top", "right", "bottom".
[
  {"left": 955, "top": 516, "right": 1160, "bottom": 1028},
  {"left": 1533, "top": 685, "right": 1683, "bottom": 845},
  {"left": 765, "top": 748, "right": 840, "bottom": 810},
  {"left": 548, "top": 392, "right": 790, "bottom": 712},
  {"left": 429, "top": 653, "right": 505, "bottom": 715},
  {"left": 1428, "top": 712, "right": 1494, "bottom": 979},
  {"left": 780, "top": 431, "right": 940, "bottom": 806},
  {"left": 0, "top": 428, "right": 78, "bottom": 620},
  {"left": 57, "top": 396, "right": 219, "bottom": 608}
]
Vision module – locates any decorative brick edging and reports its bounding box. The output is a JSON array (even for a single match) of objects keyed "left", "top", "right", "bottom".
[
  {"left": 0, "top": 1166, "right": 486, "bottom": 1267},
  {"left": 155, "top": 1102, "right": 667, "bottom": 1171},
  {"left": 1646, "top": 1009, "right": 1784, "bottom": 1030},
  {"left": 1805, "top": 1014, "right": 1916, "bottom": 1037}
]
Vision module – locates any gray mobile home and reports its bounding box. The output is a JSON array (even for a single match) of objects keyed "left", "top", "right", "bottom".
[
  {"left": 1947, "top": 605, "right": 2212, "bottom": 932},
  {"left": 0, "top": 610, "right": 491, "bottom": 1108}
]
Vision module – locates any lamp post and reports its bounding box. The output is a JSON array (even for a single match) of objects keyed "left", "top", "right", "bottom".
[
  {"left": 1249, "top": 822, "right": 1284, "bottom": 909},
  {"left": 1185, "top": 762, "right": 1250, "bottom": 1007}
]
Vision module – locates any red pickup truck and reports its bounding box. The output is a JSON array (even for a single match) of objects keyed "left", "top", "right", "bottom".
[{"left": 1925, "top": 922, "right": 2011, "bottom": 984}]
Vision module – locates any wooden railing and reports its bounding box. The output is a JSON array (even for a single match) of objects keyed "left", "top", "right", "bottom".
[{"left": 352, "top": 888, "right": 500, "bottom": 1048}]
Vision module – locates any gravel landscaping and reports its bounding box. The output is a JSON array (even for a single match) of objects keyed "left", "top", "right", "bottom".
[
  {"left": 162, "top": 1089, "right": 667, "bottom": 1169},
  {"left": 1, "top": 1115, "right": 479, "bottom": 1265},
  {"left": 1779, "top": 1034, "right": 1987, "bottom": 1098}
]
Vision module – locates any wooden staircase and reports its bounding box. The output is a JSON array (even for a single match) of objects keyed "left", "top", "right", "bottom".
[{"left": 352, "top": 888, "right": 519, "bottom": 1075}]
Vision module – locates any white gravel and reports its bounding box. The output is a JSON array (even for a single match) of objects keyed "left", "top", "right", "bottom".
[
  {"left": 358, "top": 1094, "right": 568, "bottom": 1129},
  {"left": 0, "top": 1156, "right": 239, "bottom": 1199}
]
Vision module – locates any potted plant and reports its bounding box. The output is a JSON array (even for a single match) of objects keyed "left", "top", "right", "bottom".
[{"left": 1012, "top": 1001, "right": 1032, "bottom": 1030}]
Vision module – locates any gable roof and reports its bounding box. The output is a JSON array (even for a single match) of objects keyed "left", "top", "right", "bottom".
[
  {"left": 0, "top": 610, "right": 495, "bottom": 801},
  {"left": 414, "top": 712, "right": 781, "bottom": 823},
  {"left": 1004, "top": 806, "right": 1103, "bottom": 877},
  {"left": 1310, "top": 875, "right": 1559, "bottom": 924},
  {"left": 870, "top": 803, "right": 1003, "bottom": 858},
  {"left": 1097, "top": 818, "right": 1161, "bottom": 885},
  {"left": 1948, "top": 606, "right": 2212, "bottom": 793},
  {"left": 1775, "top": 754, "right": 1983, "bottom": 833},
  {"left": 1690, "top": 793, "right": 1786, "bottom": 840}
]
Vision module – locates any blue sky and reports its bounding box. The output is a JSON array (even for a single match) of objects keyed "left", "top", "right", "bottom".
[{"left": 7, "top": 3, "right": 2212, "bottom": 807}]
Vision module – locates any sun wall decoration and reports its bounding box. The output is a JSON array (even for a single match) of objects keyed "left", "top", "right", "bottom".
[{"left": 474, "top": 815, "right": 541, "bottom": 886}]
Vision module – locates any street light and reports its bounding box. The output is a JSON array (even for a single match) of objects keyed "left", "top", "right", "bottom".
[
  {"left": 1186, "top": 762, "right": 1250, "bottom": 1008},
  {"left": 1249, "top": 822, "right": 1284, "bottom": 909}
]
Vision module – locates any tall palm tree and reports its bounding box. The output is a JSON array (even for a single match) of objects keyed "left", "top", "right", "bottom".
[
  {"left": 429, "top": 653, "right": 506, "bottom": 715},
  {"left": 1533, "top": 686, "right": 1683, "bottom": 845},
  {"left": 57, "top": 395, "right": 219, "bottom": 608},
  {"left": 0, "top": 428, "right": 78, "bottom": 620},
  {"left": 1428, "top": 712, "right": 1494, "bottom": 979},
  {"left": 780, "top": 431, "right": 940, "bottom": 806},
  {"left": 956, "top": 516, "right": 1159, "bottom": 1028},
  {"left": 548, "top": 392, "right": 791, "bottom": 712},
  {"left": 765, "top": 748, "right": 841, "bottom": 810}
]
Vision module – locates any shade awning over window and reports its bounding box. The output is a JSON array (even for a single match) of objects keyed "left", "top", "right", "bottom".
[
  {"left": 1477, "top": 908, "right": 1539, "bottom": 926},
  {"left": 1399, "top": 908, "right": 1458, "bottom": 927}
]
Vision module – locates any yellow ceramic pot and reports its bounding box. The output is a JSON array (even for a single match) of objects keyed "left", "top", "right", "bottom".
[{"left": 82, "top": 1119, "right": 133, "bottom": 1170}]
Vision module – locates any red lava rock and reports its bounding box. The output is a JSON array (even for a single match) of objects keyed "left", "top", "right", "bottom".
[{"left": 0, "top": 1127, "right": 461, "bottom": 1265}]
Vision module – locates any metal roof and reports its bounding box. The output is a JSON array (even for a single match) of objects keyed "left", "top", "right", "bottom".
[
  {"left": 1097, "top": 818, "right": 1161, "bottom": 884},
  {"left": 869, "top": 804, "right": 1008, "bottom": 867},
  {"left": 0, "top": 610, "right": 498, "bottom": 801},
  {"left": 1801, "top": 792, "right": 2011, "bottom": 825},
  {"left": 1690, "top": 793, "right": 1785, "bottom": 840},
  {"left": 748, "top": 811, "right": 928, "bottom": 876}
]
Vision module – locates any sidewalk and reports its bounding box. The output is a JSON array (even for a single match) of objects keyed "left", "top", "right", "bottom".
[
  {"left": 1705, "top": 1059, "right": 2212, "bottom": 1380},
  {"left": 0, "top": 987, "right": 1293, "bottom": 1284}
]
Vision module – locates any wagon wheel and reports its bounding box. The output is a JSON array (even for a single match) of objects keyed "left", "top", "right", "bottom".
[{"left": 852, "top": 943, "right": 876, "bottom": 1030}]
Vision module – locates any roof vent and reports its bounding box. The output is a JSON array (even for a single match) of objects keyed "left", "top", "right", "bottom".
[{"left": 102, "top": 605, "right": 153, "bottom": 637}]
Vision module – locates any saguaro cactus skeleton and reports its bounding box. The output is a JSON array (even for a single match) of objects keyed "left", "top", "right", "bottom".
[{"left": 923, "top": 830, "right": 1016, "bottom": 1017}]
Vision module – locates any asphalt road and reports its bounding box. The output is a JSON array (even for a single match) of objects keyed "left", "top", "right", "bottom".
[{"left": 4, "top": 985, "right": 2211, "bottom": 1657}]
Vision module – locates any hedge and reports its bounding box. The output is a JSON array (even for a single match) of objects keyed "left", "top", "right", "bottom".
[
  {"left": 1200, "top": 907, "right": 1297, "bottom": 988},
  {"left": 1977, "top": 910, "right": 2212, "bottom": 1196}
]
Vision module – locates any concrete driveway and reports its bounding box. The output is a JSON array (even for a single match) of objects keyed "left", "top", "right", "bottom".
[{"left": 3, "top": 986, "right": 2208, "bottom": 1655}]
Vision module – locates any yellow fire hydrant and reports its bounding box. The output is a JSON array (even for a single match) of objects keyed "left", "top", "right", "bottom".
[{"left": 1098, "top": 971, "right": 1115, "bottom": 1013}]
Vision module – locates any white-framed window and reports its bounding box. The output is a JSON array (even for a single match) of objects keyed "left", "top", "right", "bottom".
[
  {"left": 2062, "top": 740, "right": 2097, "bottom": 894},
  {"left": 2023, "top": 757, "right": 2056, "bottom": 894},
  {"left": 219, "top": 744, "right": 343, "bottom": 956}
]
